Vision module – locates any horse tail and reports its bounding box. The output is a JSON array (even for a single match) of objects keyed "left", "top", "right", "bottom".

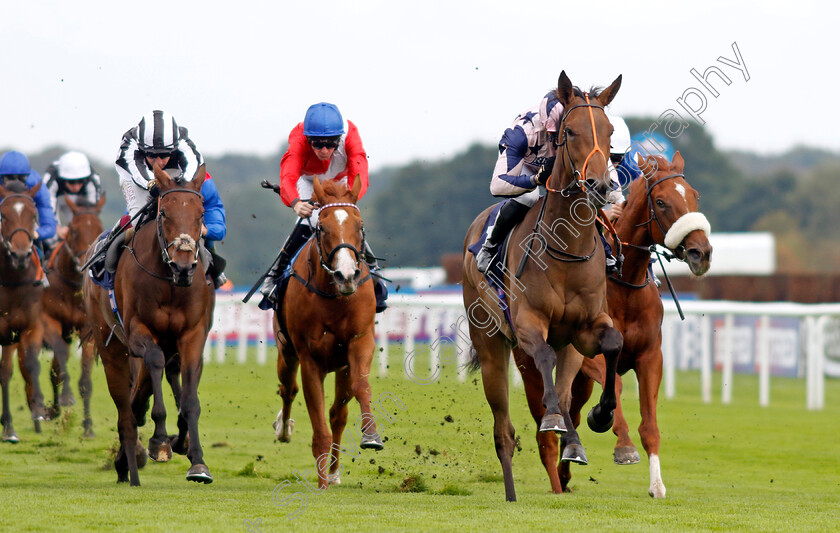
[{"left": 464, "top": 345, "right": 481, "bottom": 374}]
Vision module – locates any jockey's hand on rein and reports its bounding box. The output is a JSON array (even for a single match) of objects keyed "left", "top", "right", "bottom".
[
  {"left": 536, "top": 164, "right": 552, "bottom": 186},
  {"left": 147, "top": 179, "right": 160, "bottom": 197}
]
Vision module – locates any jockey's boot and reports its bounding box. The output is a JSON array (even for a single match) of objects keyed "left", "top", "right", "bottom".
[
  {"left": 206, "top": 247, "right": 229, "bottom": 289},
  {"left": 363, "top": 241, "right": 388, "bottom": 313},
  {"left": 476, "top": 199, "right": 531, "bottom": 273},
  {"left": 89, "top": 216, "right": 131, "bottom": 280},
  {"left": 600, "top": 231, "right": 623, "bottom": 275},
  {"left": 258, "top": 223, "right": 313, "bottom": 308}
]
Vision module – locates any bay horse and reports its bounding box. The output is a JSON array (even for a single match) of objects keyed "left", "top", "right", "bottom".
[
  {"left": 516, "top": 152, "right": 712, "bottom": 497},
  {"left": 84, "top": 163, "right": 214, "bottom": 485},
  {"left": 463, "top": 71, "right": 624, "bottom": 501},
  {"left": 273, "top": 176, "right": 382, "bottom": 490},
  {"left": 0, "top": 180, "right": 48, "bottom": 442},
  {"left": 41, "top": 195, "right": 105, "bottom": 437}
]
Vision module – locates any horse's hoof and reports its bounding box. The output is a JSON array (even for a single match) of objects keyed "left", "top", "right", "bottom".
[
  {"left": 83, "top": 423, "right": 96, "bottom": 439},
  {"left": 539, "top": 413, "right": 567, "bottom": 433},
  {"left": 614, "top": 446, "right": 641, "bottom": 465},
  {"left": 586, "top": 407, "right": 614, "bottom": 433},
  {"left": 169, "top": 433, "right": 189, "bottom": 455},
  {"left": 360, "top": 433, "right": 384, "bottom": 450},
  {"left": 2, "top": 429, "right": 20, "bottom": 444},
  {"left": 561, "top": 443, "right": 588, "bottom": 464},
  {"left": 46, "top": 405, "right": 61, "bottom": 421},
  {"left": 59, "top": 390, "right": 76, "bottom": 407},
  {"left": 273, "top": 410, "right": 294, "bottom": 442},
  {"left": 649, "top": 480, "right": 667, "bottom": 498},
  {"left": 186, "top": 464, "right": 213, "bottom": 484},
  {"left": 148, "top": 440, "right": 173, "bottom": 463},
  {"left": 326, "top": 472, "right": 341, "bottom": 485}
]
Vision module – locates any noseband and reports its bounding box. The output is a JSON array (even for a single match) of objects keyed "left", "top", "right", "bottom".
[{"left": 314, "top": 202, "right": 365, "bottom": 276}]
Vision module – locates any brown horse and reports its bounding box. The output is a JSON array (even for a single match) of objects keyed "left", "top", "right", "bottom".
[
  {"left": 41, "top": 195, "right": 105, "bottom": 436},
  {"left": 0, "top": 180, "right": 48, "bottom": 442},
  {"left": 516, "top": 152, "right": 712, "bottom": 497},
  {"left": 273, "top": 176, "right": 382, "bottom": 490},
  {"left": 463, "top": 71, "right": 624, "bottom": 501},
  {"left": 84, "top": 163, "right": 214, "bottom": 485}
]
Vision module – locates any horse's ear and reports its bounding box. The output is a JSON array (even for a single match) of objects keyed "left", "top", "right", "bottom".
[
  {"left": 27, "top": 180, "right": 42, "bottom": 198},
  {"left": 0, "top": 183, "right": 8, "bottom": 198},
  {"left": 96, "top": 193, "right": 107, "bottom": 212},
  {"left": 65, "top": 195, "right": 78, "bottom": 214},
  {"left": 597, "top": 74, "right": 622, "bottom": 107},
  {"left": 556, "top": 70, "right": 575, "bottom": 106},
  {"left": 671, "top": 150, "right": 685, "bottom": 172},
  {"left": 312, "top": 176, "right": 325, "bottom": 204},
  {"left": 153, "top": 160, "right": 172, "bottom": 189},
  {"left": 191, "top": 165, "right": 206, "bottom": 192},
  {"left": 349, "top": 174, "right": 362, "bottom": 203}
]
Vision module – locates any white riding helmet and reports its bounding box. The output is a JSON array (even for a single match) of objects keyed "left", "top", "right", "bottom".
[
  {"left": 608, "top": 115, "right": 631, "bottom": 156},
  {"left": 57, "top": 151, "right": 92, "bottom": 180},
  {"left": 137, "top": 110, "right": 181, "bottom": 154}
]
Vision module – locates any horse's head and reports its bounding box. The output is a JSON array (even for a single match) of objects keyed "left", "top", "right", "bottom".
[
  {"left": 64, "top": 195, "right": 106, "bottom": 273},
  {"left": 312, "top": 175, "right": 366, "bottom": 296},
  {"left": 552, "top": 70, "right": 622, "bottom": 208},
  {"left": 0, "top": 180, "right": 40, "bottom": 270},
  {"left": 639, "top": 152, "right": 712, "bottom": 276},
  {"left": 153, "top": 163, "right": 205, "bottom": 287}
]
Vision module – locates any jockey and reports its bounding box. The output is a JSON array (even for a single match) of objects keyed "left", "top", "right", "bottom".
[
  {"left": 41, "top": 151, "right": 103, "bottom": 254},
  {"left": 474, "top": 92, "right": 624, "bottom": 274},
  {"left": 258, "top": 102, "right": 387, "bottom": 312},
  {"left": 91, "top": 110, "right": 228, "bottom": 288},
  {"left": 0, "top": 150, "right": 57, "bottom": 246}
]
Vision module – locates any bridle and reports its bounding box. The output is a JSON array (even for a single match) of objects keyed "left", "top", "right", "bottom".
[
  {"left": 155, "top": 188, "right": 203, "bottom": 272},
  {"left": 313, "top": 202, "right": 366, "bottom": 276},
  {"left": 632, "top": 173, "right": 689, "bottom": 260},
  {"left": 0, "top": 193, "right": 37, "bottom": 258},
  {"left": 546, "top": 93, "right": 608, "bottom": 198}
]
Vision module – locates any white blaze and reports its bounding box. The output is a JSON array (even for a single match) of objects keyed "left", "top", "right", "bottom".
[
  {"left": 675, "top": 183, "right": 687, "bottom": 202},
  {"left": 335, "top": 248, "right": 356, "bottom": 279},
  {"left": 334, "top": 209, "right": 349, "bottom": 226},
  {"left": 13, "top": 202, "right": 24, "bottom": 216}
]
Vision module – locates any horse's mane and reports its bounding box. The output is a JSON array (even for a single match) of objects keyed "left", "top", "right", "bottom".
[
  {"left": 2, "top": 181, "right": 28, "bottom": 193},
  {"left": 556, "top": 85, "right": 605, "bottom": 100},
  {"left": 73, "top": 197, "right": 96, "bottom": 208},
  {"left": 318, "top": 180, "right": 354, "bottom": 204}
]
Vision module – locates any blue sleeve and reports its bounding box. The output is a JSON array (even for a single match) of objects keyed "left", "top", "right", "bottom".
[
  {"left": 28, "top": 171, "right": 57, "bottom": 240},
  {"left": 496, "top": 126, "right": 537, "bottom": 190},
  {"left": 201, "top": 178, "right": 226, "bottom": 242},
  {"left": 616, "top": 151, "right": 642, "bottom": 187}
]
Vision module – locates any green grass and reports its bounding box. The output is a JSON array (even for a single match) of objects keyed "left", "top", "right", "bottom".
[{"left": 1, "top": 346, "right": 839, "bottom": 532}]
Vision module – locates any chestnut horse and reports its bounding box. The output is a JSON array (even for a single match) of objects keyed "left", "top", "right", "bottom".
[
  {"left": 41, "top": 195, "right": 105, "bottom": 437},
  {"left": 273, "top": 176, "right": 382, "bottom": 490},
  {"left": 516, "top": 152, "right": 712, "bottom": 497},
  {"left": 0, "top": 181, "right": 48, "bottom": 442},
  {"left": 463, "top": 71, "right": 624, "bottom": 501},
  {"left": 84, "top": 163, "right": 214, "bottom": 485}
]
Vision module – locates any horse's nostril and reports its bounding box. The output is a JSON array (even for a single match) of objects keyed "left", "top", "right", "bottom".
[
  {"left": 354, "top": 269, "right": 362, "bottom": 280},
  {"left": 335, "top": 271, "right": 346, "bottom": 283},
  {"left": 687, "top": 249, "right": 703, "bottom": 262}
]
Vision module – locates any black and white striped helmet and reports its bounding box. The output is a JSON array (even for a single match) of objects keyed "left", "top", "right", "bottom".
[{"left": 137, "top": 110, "right": 181, "bottom": 154}]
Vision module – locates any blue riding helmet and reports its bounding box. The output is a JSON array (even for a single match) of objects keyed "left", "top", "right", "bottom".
[
  {"left": 0, "top": 151, "right": 31, "bottom": 175},
  {"left": 303, "top": 102, "right": 344, "bottom": 137}
]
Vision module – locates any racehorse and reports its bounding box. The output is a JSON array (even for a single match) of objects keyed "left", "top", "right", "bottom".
[
  {"left": 463, "top": 71, "right": 624, "bottom": 501},
  {"left": 273, "top": 176, "right": 382, "bottom": 490},
  {"left": 516, "top": 152, "right": 712, "bottom": 497},
  {"left": 0, "top": 180, "right": 48, "bottom": 442},
  {"left": 84, "top": 163, "right": 215, "bottom": 485},
  {"left": 41, "top": 195, "right": 105, "bottom": 437}
]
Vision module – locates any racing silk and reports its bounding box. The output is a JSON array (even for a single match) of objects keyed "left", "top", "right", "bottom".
[
  {"left": 200, "top": 173, "right": 226, "bottom": 243},
  {"left": 7, "top": 171, "right": 57, "bottom": 241},
  {"left": 43, "top": 163, "right": 103, "bottom": 226},
  {"left": 279, "top": 120, "right": 369, "bottom": 207},
  {"left": 115, "top": 125, "right": 203, "bottom": 191},
  {"left": 490, "top": 99, "right": 560, "bottom": 198}
]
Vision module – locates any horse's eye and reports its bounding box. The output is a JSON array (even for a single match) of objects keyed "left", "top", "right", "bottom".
[
  {"left": 655, "top": 199, "right": 666, "bottom": 209},
  {"left": 565, "top": 128, "right": 575, "bottom": 137}
]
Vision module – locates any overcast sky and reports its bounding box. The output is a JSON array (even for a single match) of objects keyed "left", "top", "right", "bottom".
[{"left": 1, "top": 0, "right": 836, "bottom": 173}]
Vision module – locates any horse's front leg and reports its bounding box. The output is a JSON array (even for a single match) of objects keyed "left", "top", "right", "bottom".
[
  {"left": 573, "top": 314, "right": 623, "bottom": 433},
  {"left": 325, "top": 366, "right": 352, "bottom": 485},
  {"left": 177, "top": 328, "right": 212, "bottom": 483},
  {"left": 553, "top": 345, "right": 588, "bottom": 465},
  {"left": 101, "top": 350, "right": 141, "bottom": 486},
  {"left": 1, "top": 344, "right": 19, "bottom": 443},
  {"left": 348, "top": 332, "right": 382, "bottom": 450},
  {"left": 79, "top": 337, "right": 96, "bottom": 438},
  {"left": 128, "top": 325, "right": 171, "bottom": 463},
  {"left": 43, "top": 315, "right": 74, "bottom": 419},
  {"left": 298, "top": 353, "right": 330, "bottom": 491},
  {"left": 517, "top": 317, "right": 565, "bottom": 433},
  {"left": 274, "top": 328, "right": 299, "bottom": 443},
  {"left": 19, "top": 324, "right": 47, "bottom": 428},
  {"left": 636, "top": 345, "right": 666, "bottom": 498}
]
